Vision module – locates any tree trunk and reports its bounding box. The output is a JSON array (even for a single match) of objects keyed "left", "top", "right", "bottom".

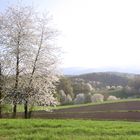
[
  {"left": 12, "top": 104, "right": 17, "bottom": 118},
  {"left": 13, "top": 44, "right": 20, "bottom": 118},
  {"left": 0, "top": 63, "right": 2, "bottom": 118},
  {"left": 24, "top": 101, "right": 28, "bottom": 119}
]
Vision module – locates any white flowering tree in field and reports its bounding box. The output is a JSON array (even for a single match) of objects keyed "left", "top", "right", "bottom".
[
  {"left": 0, "top": 5, "right": 36, "bottom": 118},
  {"left": 0, "top": 4, "right": 60, "bottom": 118}
]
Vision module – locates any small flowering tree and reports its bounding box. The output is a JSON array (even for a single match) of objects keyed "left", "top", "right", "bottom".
[
  {"left": 107, "top": 96, "right": 118, "bottom": 101},
  {"left": 66, "top": 94, "right": 72, "bottom": 104},
  {"left": 74, "top": 93, "right": 85, "bottom": 104},
  {"left": 59, "top": 90, "right": 72, "bottom": 105},
  {"left": 86, "top": 83, "right": 93, "bottom": 91},
  {"left": 91, "top": 93, "right": 104, "bottom": 102},
  {"left": 59, "top": 90, "right": 67, "bottom": 104}
]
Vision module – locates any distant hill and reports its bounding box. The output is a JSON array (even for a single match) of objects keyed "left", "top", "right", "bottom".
[
  {"left": 62, "top": 67, "right": 95, "bottom": 75},
  {"left": 70, "top": 72, "right": 137, "bottom": 87}
]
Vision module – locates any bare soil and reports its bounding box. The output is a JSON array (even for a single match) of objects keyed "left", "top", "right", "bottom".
[
  {"left": 30, "top": 101, "right": 140, "bottom": 120},
  {"left": 4, "top": 101, "right": 140, "bottom": 120}
]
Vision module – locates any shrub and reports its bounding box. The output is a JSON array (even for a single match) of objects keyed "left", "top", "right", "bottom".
[
  {"left": 107, "top": 95, "right": 118, "bottom": 101},
  {"left": 74, "top": 93, "right": 85, "bottom": 104},
  {"left": 59, "top": 90, "right": 67, "bottom": 104},
  {"left": 65, "top": 94, "right": 72, "bottom": 104},
  {"left": 91, "top": 93, "right": 104, "bottom": 102},
  {"left": 85, "top": 92, "right": 92, "bottom": 103}
]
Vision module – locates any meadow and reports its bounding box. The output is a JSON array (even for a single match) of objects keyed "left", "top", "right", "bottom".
[{"left": 1, "top": 119, "right": 140, "bottom": 140}]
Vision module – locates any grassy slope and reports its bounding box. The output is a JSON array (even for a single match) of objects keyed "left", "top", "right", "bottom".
[{"left": 1, "top": 119, "right": 140, "bottom": 140}]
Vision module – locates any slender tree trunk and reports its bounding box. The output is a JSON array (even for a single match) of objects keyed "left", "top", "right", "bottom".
[
  {"left": 24, "top": 100, "right": 28, "bottom": 119},
  {"left": 0, "top": 63, "right": 2, "bottom": 118},
  {"left": 12, "top": 104, "right": 17, "bottom": 118},
  {"left": 13, "top": 44, "right": 20, "bottom": 118}
]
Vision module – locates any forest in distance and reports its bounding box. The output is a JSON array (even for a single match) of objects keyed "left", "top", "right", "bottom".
[{"left": 56, "top": 71, "right": 140, "bottom": 105}]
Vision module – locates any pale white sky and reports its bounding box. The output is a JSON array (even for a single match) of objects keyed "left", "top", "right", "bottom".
[{"left": 1, "top": 0, "right": 140, "bottom": 69}]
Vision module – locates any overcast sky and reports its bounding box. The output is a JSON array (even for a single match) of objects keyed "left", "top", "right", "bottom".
[{"left": 1, "top": 0, "right": 140, "bottom": 70}]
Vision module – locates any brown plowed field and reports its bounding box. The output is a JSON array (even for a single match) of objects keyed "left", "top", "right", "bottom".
[
  {"left": 4, "top": 101, "right": 140, "bottom": 120},
  {"left": 53, "top": 101, "right": 140, "bottom": 113},
  {"left": 30, "top": 101, "right": 140, "bottom": 120}
]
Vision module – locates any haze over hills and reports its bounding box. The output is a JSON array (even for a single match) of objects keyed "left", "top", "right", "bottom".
[{"left": 62, "top": 67, "right": 140, "bottom": 75}]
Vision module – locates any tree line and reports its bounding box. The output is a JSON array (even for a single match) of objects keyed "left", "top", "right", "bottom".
[{"left": 57, "top": 75, "right": 140, "bottom": 105}]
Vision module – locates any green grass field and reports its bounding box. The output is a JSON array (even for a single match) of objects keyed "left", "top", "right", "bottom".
[{"left": 1, "top": 119, "right": 140, "bottom": 140}]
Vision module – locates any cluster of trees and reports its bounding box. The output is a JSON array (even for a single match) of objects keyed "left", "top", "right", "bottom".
[
  {"left": 56, "top": 77, "right": 119, "bottom": 105},
  {"left": 71, "top": 73, "right": 140, "bottom": 99},
  {"left": 56, "top": 77, "right": 93, "bottom": 104},
  {"left": 0, "top": 4, "right": 59, "bottom": 118},
  {"left": 73, "top": 93, "right": 117, "bottom": 104},
  {"left": 57, "top": 75, "right": 140, "bottom": 104},
  {"left": 106, "top": 77, "right": 140, "bottom": 99},
  {"left": 124, "top": 77, "right": 140, "bottom": 98}
]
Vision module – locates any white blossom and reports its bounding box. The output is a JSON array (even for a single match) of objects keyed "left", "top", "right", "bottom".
[
  {"left": 107, "top": 96, "right": 118, "bottom": 101},
  {"left": 91, "top": 93, "right": 104, "bottom": 102},
  {"left": 74, "top": 93, "right": 85, "bottom": 104}
]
